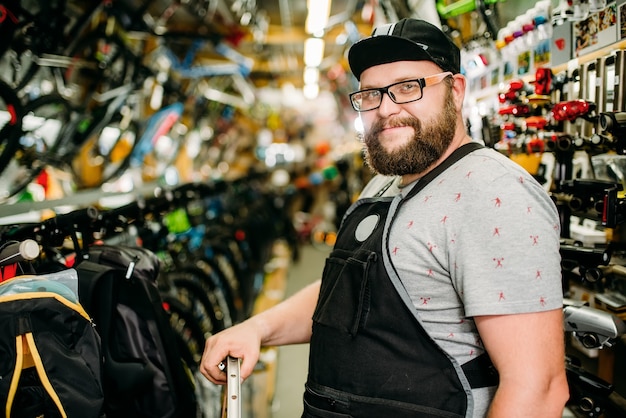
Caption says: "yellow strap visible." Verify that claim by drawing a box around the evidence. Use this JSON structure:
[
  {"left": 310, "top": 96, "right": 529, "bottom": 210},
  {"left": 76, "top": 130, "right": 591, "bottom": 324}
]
[
  {"left": 20, "top": 334, "right": 35, "bottom": 369},
  {"left": 5, "top": 335, "right": 24, "bottom": 418},
  {"left": 25, "top": 332, "right": 68, "bottom": 418},
  {"left": 0, "top": 291, "right": 91, "bottom": 320}
]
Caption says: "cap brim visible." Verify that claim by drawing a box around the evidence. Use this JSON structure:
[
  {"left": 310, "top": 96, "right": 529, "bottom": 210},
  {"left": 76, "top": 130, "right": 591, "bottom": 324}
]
[{"left": 348, "top": 36, "right": 435, "bottom": 81}]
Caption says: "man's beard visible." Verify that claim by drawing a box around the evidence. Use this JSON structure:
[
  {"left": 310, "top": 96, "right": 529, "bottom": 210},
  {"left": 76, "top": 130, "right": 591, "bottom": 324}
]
[{"left": 362, "top": 88, "right": 457, "bottom": 176}]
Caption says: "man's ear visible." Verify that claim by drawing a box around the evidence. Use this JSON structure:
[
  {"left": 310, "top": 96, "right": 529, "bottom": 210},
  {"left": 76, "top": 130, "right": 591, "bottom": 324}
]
[{"left": 451, "top": 74, "right": 466, "bottom": 109}]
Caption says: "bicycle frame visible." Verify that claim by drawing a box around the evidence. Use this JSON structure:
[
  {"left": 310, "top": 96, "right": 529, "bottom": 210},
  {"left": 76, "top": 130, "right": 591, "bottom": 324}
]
[{"left": 155, "top": 38, "right": 256, "bottom": 109}]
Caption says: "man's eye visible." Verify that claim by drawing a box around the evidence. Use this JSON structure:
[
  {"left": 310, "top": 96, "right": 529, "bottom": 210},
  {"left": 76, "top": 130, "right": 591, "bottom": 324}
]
[
  {"left": 362, "top": 90, "right": 380, "bottom": 101},
  {"left": 398, "top": 82, "right": 419, "bottom": 93}
]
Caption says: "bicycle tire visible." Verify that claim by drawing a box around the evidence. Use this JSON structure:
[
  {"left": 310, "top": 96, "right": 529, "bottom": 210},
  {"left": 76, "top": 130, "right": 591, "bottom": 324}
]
[
  {"left": 60, "top": 30, "right": 135, "bottom": 108},
  {"left": 170, "top": 262, "right": 236, "bottom": 329},
  {"left": 130, "top": 101, "right": 186, "bottom": 183},
  {"left": 0, "top": 93, "right": 73, "bottom": 201},
  {"left": 71, "top": 112, "right": 139, "bottom": 189},
  {"left": 162, "top": 294, "right": 206, "bottom": 367},
  {"left": 200, "top": 248, "right": 245, "bottom": 323},
  {"left": 204, "top": 233, "right": 258, "bottom": 317},
  {"left": 170, "top": 275, "right": 227, "bottom": 335}
]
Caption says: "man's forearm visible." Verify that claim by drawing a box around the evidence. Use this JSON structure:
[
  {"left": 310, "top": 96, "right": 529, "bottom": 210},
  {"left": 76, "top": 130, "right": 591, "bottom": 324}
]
[{"left": 252, "top": 279, "right": 321, "bottom": 347}]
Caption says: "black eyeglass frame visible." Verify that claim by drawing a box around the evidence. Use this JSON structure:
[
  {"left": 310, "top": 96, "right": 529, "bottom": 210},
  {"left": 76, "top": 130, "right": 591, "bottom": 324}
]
[{"left": 349, "top": 71, "right": 454, "bottom": 112}]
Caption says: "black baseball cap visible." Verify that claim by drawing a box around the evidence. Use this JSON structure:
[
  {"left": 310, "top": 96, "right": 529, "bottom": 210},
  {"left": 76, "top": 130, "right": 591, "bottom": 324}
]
[{"left": 348, "top": 18, "right": 461, "bottom": 81}]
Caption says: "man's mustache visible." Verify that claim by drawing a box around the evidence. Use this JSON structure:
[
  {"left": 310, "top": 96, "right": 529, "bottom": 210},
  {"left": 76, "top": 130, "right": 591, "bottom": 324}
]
[{"left": 366, "top": 117, "right": 421, "bottom": 142}]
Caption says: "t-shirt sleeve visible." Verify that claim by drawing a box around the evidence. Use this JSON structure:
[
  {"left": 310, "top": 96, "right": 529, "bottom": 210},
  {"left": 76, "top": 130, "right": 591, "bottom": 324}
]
[{"left": 452, "top": 171, "right": 563, "bottom": 317}]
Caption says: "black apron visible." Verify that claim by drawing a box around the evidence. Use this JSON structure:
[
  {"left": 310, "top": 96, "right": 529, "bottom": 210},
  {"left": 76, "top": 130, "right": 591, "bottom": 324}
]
[{"left": 303, "top": 143, "right": 498, "bottom": 418}]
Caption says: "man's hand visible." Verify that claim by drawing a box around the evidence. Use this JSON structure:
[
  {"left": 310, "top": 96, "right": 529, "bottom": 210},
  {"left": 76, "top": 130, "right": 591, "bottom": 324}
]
[{"left": 200, "top": 318, "right": 263, "bottom": 384}]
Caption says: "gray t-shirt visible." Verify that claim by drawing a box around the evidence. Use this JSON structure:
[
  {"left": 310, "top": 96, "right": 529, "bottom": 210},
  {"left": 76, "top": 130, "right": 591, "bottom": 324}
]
[{"left": 359, "top": 147, "right": 563, "bottom": 417}]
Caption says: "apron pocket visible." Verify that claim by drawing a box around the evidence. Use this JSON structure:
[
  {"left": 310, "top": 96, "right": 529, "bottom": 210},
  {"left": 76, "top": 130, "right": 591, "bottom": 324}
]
[{"left": 313, "top": 248, "right": 376, "bottom": 336}]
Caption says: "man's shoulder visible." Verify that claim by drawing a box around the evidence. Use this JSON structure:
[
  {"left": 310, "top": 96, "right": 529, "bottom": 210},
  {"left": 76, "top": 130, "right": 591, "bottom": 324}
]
[{"left": 463, "top": 147, "right": 535, "bottom": 178}]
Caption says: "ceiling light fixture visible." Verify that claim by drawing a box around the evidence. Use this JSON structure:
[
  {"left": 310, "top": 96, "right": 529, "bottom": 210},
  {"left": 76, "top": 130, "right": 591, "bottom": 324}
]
[
  {"left": 303, "top": 37, "right": 325, "bottom": 67},
  {"left": 303, "top": 66, "right": 320, "bottom": 99},
  {"left": 304, "top": 67, "right": 320, "bottom": 85},
  {"left": 303, "top": 83, "right": 320, "bottom": 100},
  {"left": 305, "top": 0, "right": 332, "bottom": 36},
  {"left": 303, "top": 0, "right": 331, "bottom": 99}
]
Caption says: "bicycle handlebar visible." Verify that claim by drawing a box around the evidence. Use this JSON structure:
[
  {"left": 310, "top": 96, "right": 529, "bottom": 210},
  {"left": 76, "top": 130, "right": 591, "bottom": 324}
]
[{"left": 564, "top": 302, "right": 626, "bottom": 349}]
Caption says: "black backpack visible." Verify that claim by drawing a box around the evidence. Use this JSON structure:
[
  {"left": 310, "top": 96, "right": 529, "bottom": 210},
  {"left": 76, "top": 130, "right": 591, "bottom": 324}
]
[
  {"left": 74, "top": 244, "right": 198, "bottom": 418},
  {"left": 0, "top": 273, "right": 104, "bottom": 418}
]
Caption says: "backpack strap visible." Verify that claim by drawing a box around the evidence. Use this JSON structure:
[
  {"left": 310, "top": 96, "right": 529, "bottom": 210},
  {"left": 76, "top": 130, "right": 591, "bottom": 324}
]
[
  {"left": 5, "top": 328, "right": 25, "bottom": 417},
  {"left": 23, "top": 332, "right": 68, "bottom": 416}
]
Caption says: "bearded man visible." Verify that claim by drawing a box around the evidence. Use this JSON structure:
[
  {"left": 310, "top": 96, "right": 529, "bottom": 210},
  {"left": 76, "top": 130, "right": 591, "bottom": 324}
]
[{"left": 201, "top": 18, "right": 569, "bottom": 418}]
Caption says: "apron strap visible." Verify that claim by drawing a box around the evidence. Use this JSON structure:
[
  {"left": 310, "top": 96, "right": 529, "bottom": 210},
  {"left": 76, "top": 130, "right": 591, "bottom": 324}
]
[
  {"left": 403, "top": 142, "right": 484, "bottom": 202},
  {"left": 392, "top": 141, "right": 497, "bottom": 389}
]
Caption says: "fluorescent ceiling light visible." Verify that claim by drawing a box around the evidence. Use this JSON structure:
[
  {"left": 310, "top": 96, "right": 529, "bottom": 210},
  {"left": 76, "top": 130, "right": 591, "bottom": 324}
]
[
  {"left": 303, "top": 67, "right": 320, "bottom": 85},
  {"left": 304, "top": 38, "right": 324, "bottom": 67},
  {"left": 306, "top": 0, "right": 331, "bottom": 35},
  {"left": 303, "top": 83, "right": 319, "bottom": 100}
]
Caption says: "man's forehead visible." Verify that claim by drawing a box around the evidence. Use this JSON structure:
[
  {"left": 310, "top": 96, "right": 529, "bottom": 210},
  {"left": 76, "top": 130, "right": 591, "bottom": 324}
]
[{"left": 359, "top": 60, "right": 438, "bottom": 82}]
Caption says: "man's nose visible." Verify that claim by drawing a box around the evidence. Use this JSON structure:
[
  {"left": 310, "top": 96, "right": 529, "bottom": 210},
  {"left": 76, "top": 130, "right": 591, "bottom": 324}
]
[{"left": 377, "top": 91, "right": 401, "bottom": 116}]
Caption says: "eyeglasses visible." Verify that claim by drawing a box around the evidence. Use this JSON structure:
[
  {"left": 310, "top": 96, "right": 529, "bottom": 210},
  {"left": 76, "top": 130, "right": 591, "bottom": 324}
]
[{"left": 349, "top": 72, "right": 453, "bottom": 112}]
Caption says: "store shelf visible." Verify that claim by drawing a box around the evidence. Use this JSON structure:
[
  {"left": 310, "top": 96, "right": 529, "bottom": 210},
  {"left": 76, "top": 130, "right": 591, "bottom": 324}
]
[{"left": 0, "top": 182, "right": 162, "bottom": 224}]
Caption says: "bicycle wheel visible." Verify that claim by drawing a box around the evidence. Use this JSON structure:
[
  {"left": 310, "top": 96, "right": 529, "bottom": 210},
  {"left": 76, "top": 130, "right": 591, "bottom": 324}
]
[
  {"left": 61, "top": 30, "right": 135, "bottom": 108},
  {"left": 0, "top": 79, "right": 23, "bottom": 176},
  {"left": 202, "top": 248, "right": 245, "bottom": 323},
  {"left": 204, "top": 233, "right": 258, "bottom": 317},
  {"left": 0, "top": 94, "right": 73, "bottom": 201},
  {"left": 162, "top": 294, "right": 206, "bottom": 367},
  {"left": 130, "top": 101, "right": 185, "bottom": 183},
  {"left": 170, "top": 275, "right": 227, "bottom": 336},
  {"left": 168, "top": 263, "right": 236, "bottom": 329},
  {"left": 71, "top": 110, "right": 139, "bottom": 189},
  {"left": 0, "top": 1, "right": 73, "bottom": 91}
]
